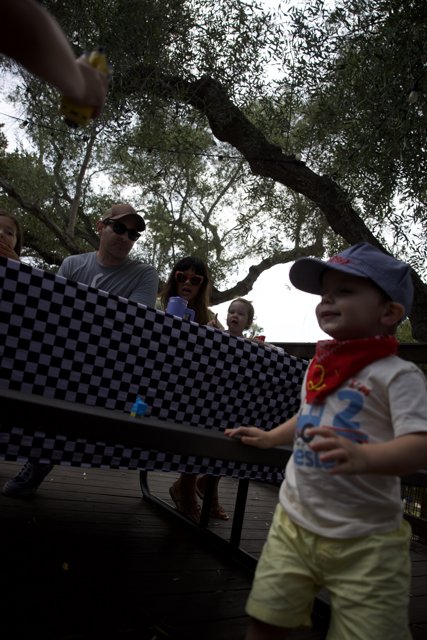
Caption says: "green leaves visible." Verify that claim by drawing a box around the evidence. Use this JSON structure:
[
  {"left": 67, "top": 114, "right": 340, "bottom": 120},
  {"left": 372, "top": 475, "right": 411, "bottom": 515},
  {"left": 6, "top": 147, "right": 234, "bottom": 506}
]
[{"left": 2, "top": 0, "right": 427, "bottom": 337}]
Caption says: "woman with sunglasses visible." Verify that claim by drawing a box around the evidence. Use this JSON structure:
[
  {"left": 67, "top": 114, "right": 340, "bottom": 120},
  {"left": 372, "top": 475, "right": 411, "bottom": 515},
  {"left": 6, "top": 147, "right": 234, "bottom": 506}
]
[
  {"left": 160, "top": 256, "right": 226, "bottom": 524},
  {"left": 159, "top": 256, "right": 220, "bottom": 326}
]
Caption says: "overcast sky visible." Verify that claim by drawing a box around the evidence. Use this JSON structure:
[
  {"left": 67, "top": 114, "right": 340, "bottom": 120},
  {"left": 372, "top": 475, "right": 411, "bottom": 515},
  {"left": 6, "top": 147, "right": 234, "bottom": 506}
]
[
  {"left": 212, "top": 263, "right": 329, "bottom": 343},
  {"left": 211, "top": 0, "right": 333, "bottom": 343}
]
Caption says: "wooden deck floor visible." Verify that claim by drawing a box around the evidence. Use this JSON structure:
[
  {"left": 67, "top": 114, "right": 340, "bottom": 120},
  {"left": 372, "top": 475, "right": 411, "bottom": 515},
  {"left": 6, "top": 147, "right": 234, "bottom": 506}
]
[{"left": 0, "top": 461, "right": 426, "bottom": 640}]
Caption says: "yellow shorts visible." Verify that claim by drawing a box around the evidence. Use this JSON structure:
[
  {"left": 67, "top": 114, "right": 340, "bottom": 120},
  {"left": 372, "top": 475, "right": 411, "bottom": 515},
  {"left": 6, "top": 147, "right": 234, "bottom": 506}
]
[{"left": 246, "top": 504, "right": 412, "bottom": 640}]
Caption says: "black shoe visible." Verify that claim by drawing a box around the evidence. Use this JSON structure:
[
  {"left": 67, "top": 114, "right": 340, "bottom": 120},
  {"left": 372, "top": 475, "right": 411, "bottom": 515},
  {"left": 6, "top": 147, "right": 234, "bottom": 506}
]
[{"left": 2, "top": 462, "right": 54, "bottom": 497}]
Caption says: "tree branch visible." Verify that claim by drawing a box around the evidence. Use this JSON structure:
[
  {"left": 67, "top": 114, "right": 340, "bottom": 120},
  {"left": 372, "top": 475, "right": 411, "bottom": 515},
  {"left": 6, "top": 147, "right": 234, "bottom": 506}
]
[{"left": 132, "top": 67, "right": 427, "bottom": 339}]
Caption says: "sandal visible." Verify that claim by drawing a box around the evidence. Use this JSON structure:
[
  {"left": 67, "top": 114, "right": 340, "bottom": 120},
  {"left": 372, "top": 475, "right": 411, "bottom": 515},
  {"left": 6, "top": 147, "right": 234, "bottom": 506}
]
[
  {"left": 169, "top": 482, "right": 201, "bottom": 524},
  {"left": 196, "top": 485, "right": 230, "bottom": 521}
]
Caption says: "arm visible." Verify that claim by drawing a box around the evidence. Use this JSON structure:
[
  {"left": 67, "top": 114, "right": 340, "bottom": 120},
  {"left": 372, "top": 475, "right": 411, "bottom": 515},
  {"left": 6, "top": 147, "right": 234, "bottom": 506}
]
[
  {"left": 129, "top": 266, "right": 159, "bottom": 308},
  {"left": 225, "top": 414, "right": 297, "bottom": 449},
  {"left": 207, "top": 313, "right": 224, "bottom": 329},
  {"left": 308, "top": 427, "right": 427, "bottom": 476},
  {"left": 57, "top": 256, "right": 72, "bottom": 278},
  {"left": 1, "top": 0, "right": 107, "bottom": 109}
]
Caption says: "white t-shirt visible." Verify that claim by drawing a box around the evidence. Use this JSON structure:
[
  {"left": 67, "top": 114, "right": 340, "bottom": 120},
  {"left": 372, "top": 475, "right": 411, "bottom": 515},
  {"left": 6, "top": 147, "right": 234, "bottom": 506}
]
[{"left": 280, "top": 356, "right": 427, "bottom": 538}]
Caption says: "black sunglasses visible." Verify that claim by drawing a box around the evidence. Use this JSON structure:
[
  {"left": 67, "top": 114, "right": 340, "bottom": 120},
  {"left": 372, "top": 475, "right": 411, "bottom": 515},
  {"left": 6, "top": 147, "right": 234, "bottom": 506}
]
[
  {"left": 175, "top": 271, "right": 204, "bottom": 286},
  {"left": 103, "top": 219, "right": 141, "bottom": 242}
]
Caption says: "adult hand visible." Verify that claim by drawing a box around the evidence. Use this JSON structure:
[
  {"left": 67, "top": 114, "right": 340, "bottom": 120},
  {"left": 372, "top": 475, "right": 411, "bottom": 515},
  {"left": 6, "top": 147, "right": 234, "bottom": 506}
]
[{"left": 66, "top": 55, "right": 108, "bottom": 116}]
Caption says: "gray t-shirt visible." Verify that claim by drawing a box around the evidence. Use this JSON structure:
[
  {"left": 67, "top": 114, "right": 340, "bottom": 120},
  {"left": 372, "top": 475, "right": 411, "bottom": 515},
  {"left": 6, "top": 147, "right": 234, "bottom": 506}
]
[{"left": 58, "top": 251, "right": 159, "bottom": 307}]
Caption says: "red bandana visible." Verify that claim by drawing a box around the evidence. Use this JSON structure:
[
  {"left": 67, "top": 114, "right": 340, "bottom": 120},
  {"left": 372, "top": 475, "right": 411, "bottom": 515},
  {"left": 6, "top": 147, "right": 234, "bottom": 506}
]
[{"left": 305, "top": 335, "right": 398, "bottom": 404}]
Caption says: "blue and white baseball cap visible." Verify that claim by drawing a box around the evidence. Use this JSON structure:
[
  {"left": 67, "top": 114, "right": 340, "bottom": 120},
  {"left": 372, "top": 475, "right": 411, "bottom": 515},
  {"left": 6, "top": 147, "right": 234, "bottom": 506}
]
[{"left": 289, "top": 242, "right": 414, "bottom": 317}]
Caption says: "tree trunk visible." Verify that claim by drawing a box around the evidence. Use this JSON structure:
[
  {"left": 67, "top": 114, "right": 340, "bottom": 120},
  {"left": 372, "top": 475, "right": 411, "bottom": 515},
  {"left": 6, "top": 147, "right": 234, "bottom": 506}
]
[{"left": 131, "top": 68, "right": 427, "bottom": 340}]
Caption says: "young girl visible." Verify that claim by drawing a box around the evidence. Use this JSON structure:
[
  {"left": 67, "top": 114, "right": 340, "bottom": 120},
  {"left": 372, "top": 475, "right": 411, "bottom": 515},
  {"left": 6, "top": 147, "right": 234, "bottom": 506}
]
[
  {"left": 0, "top": 210, "right": 23, "bottom": 261},
  {"left": 162, "top": 256, "right": 223, "bottom": 524},
  {"left": 225, "top": 297, "right": 255, "bottom": 338},
  {"left": 195, "top": 298, "right": 256, "bottom": 520}
]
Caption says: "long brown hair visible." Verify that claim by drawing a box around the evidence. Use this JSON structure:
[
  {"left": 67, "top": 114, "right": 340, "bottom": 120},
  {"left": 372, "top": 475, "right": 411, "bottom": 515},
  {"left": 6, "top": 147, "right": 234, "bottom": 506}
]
[
  {"left": 0, "top": 210, "right": 23, "bottom": 256},
  {"left": 160, "top": 256, "right": 212, "bottom": 326}
]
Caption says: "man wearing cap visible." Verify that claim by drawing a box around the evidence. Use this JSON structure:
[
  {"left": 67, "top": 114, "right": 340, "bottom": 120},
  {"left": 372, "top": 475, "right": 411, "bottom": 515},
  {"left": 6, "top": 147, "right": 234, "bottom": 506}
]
[
  {"left": 2, "top": 203, "right": 159, "bottom": 498},
  {"left": 57, "top": 203, "right": 158, "bottom": 306}
]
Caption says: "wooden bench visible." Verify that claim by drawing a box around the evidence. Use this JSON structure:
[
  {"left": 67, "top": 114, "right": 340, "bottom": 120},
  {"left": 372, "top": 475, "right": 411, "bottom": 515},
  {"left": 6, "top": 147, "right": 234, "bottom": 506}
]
[{"left": 0, "top": 387, "right": 292, "bottom": 568}]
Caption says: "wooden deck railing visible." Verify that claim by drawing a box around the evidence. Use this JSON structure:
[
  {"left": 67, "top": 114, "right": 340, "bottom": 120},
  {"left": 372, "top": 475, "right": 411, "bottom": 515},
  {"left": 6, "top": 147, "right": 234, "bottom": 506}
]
[{"left": 274, "top": 341, "right": 427, "bottom": 363}]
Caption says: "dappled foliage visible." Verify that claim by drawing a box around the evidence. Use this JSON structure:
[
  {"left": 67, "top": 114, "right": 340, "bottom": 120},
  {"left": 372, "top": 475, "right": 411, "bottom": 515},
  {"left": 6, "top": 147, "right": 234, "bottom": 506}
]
[
  {"left": 283, "top": 0, "right": 427, "bottom": 269},
  {"left": 1, "top": 0, "right": 299, "bottom": 281},
  {"left": 1, "top": 0, "right": 427, "bottom": 337}
]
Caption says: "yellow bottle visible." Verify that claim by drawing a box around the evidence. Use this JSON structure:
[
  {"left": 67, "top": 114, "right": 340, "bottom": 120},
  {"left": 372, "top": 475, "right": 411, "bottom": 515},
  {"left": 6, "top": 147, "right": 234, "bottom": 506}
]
[{"left": 59, "top": 48, "right": 110, "bottom": 128}]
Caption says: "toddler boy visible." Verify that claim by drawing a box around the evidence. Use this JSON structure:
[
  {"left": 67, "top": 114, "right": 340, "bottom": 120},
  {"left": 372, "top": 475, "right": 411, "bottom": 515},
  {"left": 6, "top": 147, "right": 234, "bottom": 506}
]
[{"left": 226, "top": 242, "right": 427, "bottom": 640}]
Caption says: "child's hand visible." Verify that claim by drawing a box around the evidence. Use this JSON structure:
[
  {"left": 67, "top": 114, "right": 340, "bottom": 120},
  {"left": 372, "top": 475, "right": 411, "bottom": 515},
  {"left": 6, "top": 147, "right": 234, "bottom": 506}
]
[
  {"left": 0, "top": 239, "right": 19, "bottom": 261},
  {"left": 307, "top": 427, "right": 369, "bottom": 474},
  {"left": 225, "top": 426, "right": 271, "bottom": 449}
]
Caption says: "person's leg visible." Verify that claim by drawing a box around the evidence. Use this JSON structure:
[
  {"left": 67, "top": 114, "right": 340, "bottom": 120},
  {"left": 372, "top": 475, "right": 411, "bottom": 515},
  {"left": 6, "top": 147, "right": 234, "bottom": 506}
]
[
  {"left": 246, "top": 505, "right": 319, "bottom": 632},
  {"left": 169, "top": 473, "right": 201, "bottom": 524},
  {"left": 196, "top": 475, "right": 229, "bottom": 520},
  {"left": 2, "top": 461, "right": 54, "bottom": 497},
  {"left": 195, "top": 473, "right": 209, "bottom": 497},
  {"left": 325, "top": 520, "right": 412, "bottom": 640},
  {"left": 246, "top": 617, "right": 289, "bottom": 640}
]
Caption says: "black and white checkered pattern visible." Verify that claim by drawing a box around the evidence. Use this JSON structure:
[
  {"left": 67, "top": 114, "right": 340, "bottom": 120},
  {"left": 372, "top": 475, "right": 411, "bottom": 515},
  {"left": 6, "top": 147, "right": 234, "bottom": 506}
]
[{"left": 0, "top": 258, "right": 308, "bottom": 479}]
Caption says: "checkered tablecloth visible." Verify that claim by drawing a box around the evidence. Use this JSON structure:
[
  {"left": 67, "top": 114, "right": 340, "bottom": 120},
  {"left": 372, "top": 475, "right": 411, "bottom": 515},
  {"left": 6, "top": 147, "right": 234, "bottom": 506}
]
[{"left": 0, "top": 258, "right": 308, "bottom": 479}]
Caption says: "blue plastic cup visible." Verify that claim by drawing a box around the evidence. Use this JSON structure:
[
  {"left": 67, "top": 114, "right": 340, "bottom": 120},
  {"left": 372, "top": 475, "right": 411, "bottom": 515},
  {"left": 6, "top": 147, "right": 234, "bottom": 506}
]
[{"left": 165, "top": 296, "right": 195, "bottom": 321}]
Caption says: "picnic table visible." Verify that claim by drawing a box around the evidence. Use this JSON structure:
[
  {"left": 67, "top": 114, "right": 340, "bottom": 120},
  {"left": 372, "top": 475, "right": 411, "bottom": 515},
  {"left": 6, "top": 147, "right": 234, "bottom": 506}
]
[{"left": 0, "top": 257, "right": 307, "bottom": 564}]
